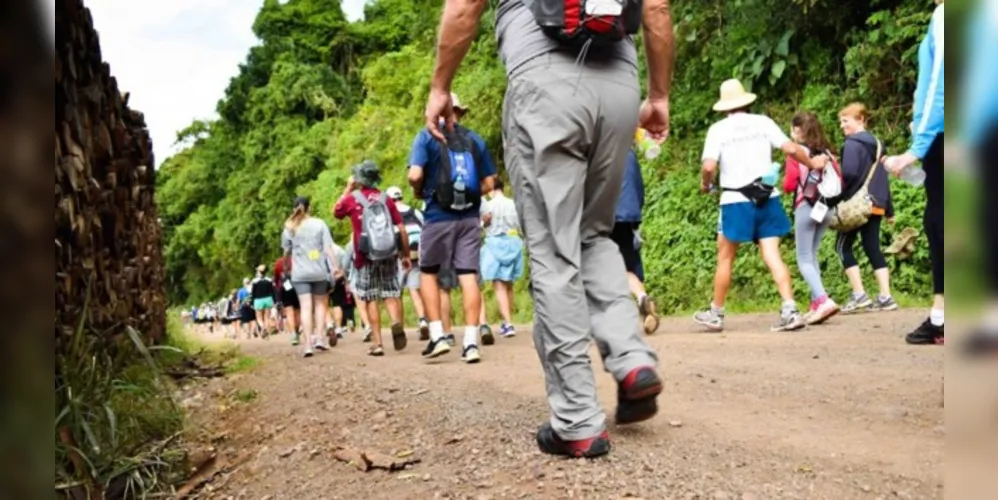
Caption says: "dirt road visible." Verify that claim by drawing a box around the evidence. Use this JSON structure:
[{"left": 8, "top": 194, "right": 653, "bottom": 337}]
[{"left": 184, "top": 310, "right": 944, "bottom": 500}]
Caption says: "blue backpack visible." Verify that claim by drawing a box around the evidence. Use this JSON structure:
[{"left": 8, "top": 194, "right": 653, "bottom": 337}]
[{"left": 434, "top": 125, "right": 482, "bottom": 213}]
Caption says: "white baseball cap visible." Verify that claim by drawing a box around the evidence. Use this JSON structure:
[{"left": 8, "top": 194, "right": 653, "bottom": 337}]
[{"left": 385, "top": 186, "right": 403, "bottom": 200}]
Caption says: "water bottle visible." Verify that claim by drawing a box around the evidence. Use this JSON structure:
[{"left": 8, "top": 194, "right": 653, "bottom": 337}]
[
  {"left": 453, "top": 152, "right": 467, "bottom": 209},
  {"left": 762, "top": 162, "right": 781, "bottom": 186},
  {"left": 635, "top": 128, "right": 661, "bottom": 160},
  {"left": 898, "top": 165, "right": 926, "bottom": 187}
]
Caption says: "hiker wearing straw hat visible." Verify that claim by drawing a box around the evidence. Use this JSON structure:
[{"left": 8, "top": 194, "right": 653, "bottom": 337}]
[{"left": 694, "top": 78, "right": 831, "bottom": 333}]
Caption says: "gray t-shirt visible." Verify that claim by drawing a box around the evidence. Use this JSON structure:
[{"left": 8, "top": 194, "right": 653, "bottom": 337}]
[
  {"left": 495, "top": 0, "right": 638, "bottom": 77},
  {"left": 281, "top": 217, "right": 335, "bottom": 284}
]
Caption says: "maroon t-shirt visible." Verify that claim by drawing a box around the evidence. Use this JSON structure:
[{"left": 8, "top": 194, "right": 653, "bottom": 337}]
[{"left": 333, "top": 187, "right": 402, "bottom": 269}]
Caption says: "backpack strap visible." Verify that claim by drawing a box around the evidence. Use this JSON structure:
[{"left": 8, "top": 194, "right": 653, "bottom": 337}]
[{"left": 352, "top": 190, "right": 370, "bottom": 209}]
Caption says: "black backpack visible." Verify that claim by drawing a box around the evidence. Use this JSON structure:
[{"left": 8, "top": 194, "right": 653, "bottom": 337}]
[
  {"left": 434, "top": 125, "right": 483, "bottom": 213},
  {"left": 523, "top": 0, "right": 643, "bottom": 46}
]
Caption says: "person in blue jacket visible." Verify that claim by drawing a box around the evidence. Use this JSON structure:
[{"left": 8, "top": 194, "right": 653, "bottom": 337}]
[
  {"left": 610, "top": 148, "right": 660, "bottom": 335},
  {"left": 953, "top": 0, "right": 998, "bottom": 355},
  {"left": 884, "top": 1, "right": 945, "bottom": 346}
]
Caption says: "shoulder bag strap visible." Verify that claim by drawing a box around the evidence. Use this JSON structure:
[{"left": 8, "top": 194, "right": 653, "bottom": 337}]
[
  {"left": 859, "top": 140, "right": 882, "bottom": 190},
  {"left": 352, "top": 190, "right": 369, "bottom": 209}
]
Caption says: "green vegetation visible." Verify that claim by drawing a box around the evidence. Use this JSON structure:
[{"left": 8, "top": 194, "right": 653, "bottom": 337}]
[
  {"left": 233, "top": 389, "right": 260, "bottom": 404},
  {"left": 158, "top": 0, "right": 940, "bottom": 315},
  {"left": 56, "top": 305, "right": 258, "bottom": 497}
]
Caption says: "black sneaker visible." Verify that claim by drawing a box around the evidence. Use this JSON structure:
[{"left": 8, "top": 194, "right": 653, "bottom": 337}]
[
  {"left": 962, "top": 329, "right": 998, "bottom": 357},
  {"left": 391, "top": 323, "right": 407, "bottom": 351},
  {"left": 480, "top": 325, "right": 495, "bottom": 346},
  {"left": 536, "top": 423, "right": 610, "bottom": 458},
  {"left": 615, "top": 367, "right": 663, "bottom": 425},
  {"left": 905, "top": 319, "right": 944, "bottom": 345},
  {"left": 421, "top": 337, "right": 452, "bottom": 358}
]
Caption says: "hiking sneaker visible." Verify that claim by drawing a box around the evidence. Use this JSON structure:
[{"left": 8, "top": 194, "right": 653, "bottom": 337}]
[
  {"left": 315, "top": 341, "right": 330, "bottom": 352},
  {"left": 418, "top": 318, "right": 430, "bottom": 341},
  {"left": 871, "top": 295, "right": 899, "bottom": 312},
  {"left": 841, "top": 293, "right": 873, "bottom": 314},
  {"left": 639, "top": 295, "right": 661, "bottom": 335},
  {"left": 615, "top": 367, "right": 663, "bottom": 425},
  {"left": 422, "top": 337, "right": 452, "bottom": 358},
  {"left": 500, "top": 322, "right": 516, "bottom": 338},
  {"left": 362, "top": 327, "right": 373, "bottom": 343},
  {"left": 334, "top": 327, "right": 346, "bottom": 339},
  {"left": 693, "top": 306, "right": 725, "bottom": 332},
  {"left": 391, "top": 323, "right": 407, "bottom": 351},
  {"left": 303, "top": 347, "right": 314, "bottom": 358},
  {"left": 905, "top": 319, "right": 944, "bottom": 346},
  {"left": 368, "top": 345, "right": 385, "bottom": 357},
  {"left": 806, "top": 298, "right": 840, "bottom": 326},
  {"left": 536, "top": 423, "right": 610, "bottom": 458},
  {"left": 291, "top": 332, "right": 300, "bottom": 346},
  {"left": 962, "top": 329, "right": 998, "bottom": 356},
  {"left": 444, "top": 334, "right": 456, "bottom": 347},
  {"left": 461, "top": 345, "right": 481, "bottom": 364},
  {"left": 772, "top": 310, "right": 806, "bottom": 332},
  {"left": 480, "top": 325, "right": 495, "bottom": 346}
]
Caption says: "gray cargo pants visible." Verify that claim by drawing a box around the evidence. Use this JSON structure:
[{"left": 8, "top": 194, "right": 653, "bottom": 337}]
[{"left": 503, "top": 54, "right": 659, "bottom": 441}]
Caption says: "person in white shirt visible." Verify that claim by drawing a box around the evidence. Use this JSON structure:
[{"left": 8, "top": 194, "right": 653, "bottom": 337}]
[
  {"left": 479, "top": 178, "right": 524, "bottom": 337},
  {"left": 386, "top": 186, "right": 432, "bottom": 340},
  {"left": 694, "top": 79, "right": 828, "bottom": 333}
]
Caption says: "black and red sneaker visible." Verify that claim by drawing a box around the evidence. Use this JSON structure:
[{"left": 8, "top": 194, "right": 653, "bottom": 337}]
[
  {"left": 536, "top": 423, "right": 610, "bottom": 458},
  {"left": 615, "top": 366, "right": 663, "bottom": 425},
  {"left": 905, "top": 319, "right": 944, "bottom": 346}
]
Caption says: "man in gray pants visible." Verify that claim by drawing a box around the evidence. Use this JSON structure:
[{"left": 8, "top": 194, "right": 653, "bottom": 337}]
[{"left": 425, "top": 0, "right": 675, "bottom": 457}]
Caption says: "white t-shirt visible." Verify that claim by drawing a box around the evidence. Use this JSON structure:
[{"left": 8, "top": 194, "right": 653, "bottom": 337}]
[
  {"left": 701, "top": 113, "right": 790, "bottom": 205},
  {"left": 480, "top": 192, "right": 520, "bottom": 238}
]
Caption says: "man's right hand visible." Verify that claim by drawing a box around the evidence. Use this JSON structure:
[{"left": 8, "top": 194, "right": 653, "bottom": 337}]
[{"left": 639, "top": 98, "right": 670, "bottom": 142}]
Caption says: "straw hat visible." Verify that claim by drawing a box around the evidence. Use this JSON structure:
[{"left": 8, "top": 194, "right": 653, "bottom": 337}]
[{"left": 712, "top": 79, "right": 758, "bottom": 112}]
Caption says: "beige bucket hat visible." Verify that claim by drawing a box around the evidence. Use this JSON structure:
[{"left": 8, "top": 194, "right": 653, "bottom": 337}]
[{"left": 712, "top": 79, "right": 758, "bottom": 112}]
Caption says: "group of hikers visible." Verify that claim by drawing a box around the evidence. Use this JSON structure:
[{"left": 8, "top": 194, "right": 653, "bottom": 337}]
[{"left": 183, "top": 0, "right": 998, "bottom": 459}]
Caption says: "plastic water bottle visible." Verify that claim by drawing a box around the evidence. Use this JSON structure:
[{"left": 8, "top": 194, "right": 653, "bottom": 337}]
[
  {"left": 453, "top": 168, "right": 467, "bottom": 209},
  {"left": 762, "top": 162, "right": 781, "bottom": 186},
  {"left": 635, "top": 128, "right": 661, "bottom": 160},
  {"left": 898, "top": 165, "right": 926, "bottom": 187}
]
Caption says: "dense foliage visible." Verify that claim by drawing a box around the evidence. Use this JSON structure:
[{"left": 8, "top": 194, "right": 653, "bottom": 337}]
[{"left": 158, "top": 0, "right": 939, "bottom": 314}]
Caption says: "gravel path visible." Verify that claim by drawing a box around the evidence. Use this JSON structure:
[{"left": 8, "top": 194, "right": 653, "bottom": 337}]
[{"left": 183, "top": 310, "right": 944, "bottom": 500}]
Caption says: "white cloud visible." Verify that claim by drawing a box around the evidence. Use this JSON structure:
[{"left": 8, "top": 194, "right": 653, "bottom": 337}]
[{"left": 85, "top": 0, "right": 368, "bottom": 167}]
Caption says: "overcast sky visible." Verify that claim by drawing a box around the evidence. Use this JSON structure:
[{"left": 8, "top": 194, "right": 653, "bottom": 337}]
[{"left": 85, "top": 0, "right": 367, "bottom": 167}]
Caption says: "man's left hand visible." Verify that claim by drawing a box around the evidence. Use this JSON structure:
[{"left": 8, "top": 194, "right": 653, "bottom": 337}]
[
  {"left": 425, "top": 89, "right": 455, "bottom": 143},
  {"left": 638, "top": 98, "right": 670, "bottom": 142},
  {"left": 401, "top": 257, "right": 413, "bottom": 272}
]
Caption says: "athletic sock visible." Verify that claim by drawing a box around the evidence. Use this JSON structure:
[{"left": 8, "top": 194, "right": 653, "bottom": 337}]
[
  {"left": 930, "top": 308, "right": 944, "bottom": 327},
  {"left": 985, "top": 307, "right": 998, "bottom": 336},
  {"left": 781, "top": 300, "right": 797, "bottom": 315},
  {"left": 463, "top": 325, "right": 478, "bottom": 349},
  {"left": 429, "top": 321, "right": 444, "bottom": 342}
]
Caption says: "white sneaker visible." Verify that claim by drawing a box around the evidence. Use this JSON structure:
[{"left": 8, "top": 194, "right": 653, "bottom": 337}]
[
  {"left": 461, "top": 345, "right": 481, "bottom": 364},
  {"left": 303, "top": 347, "right": 314, "bottom": 358}
]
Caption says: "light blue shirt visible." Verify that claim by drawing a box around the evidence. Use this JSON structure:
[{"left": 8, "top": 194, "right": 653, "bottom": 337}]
[
  {"left": 909, "top": 4, "right": 945, "bottom": 158},
  {"left": 962, "top": 2, "right": 998, "bottom": 147}
]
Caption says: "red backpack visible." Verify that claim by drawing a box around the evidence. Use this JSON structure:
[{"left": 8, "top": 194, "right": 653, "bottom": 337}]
[{"left": 524, "top": 0, "right": 643, "bottom": 46}]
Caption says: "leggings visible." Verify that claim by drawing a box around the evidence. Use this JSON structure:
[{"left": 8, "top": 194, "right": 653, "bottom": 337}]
[
  {"left": 794, "top": 203, "right": 832, "bottom": 301},
  {"left": 923, "top": 134, "right": 945, "bottom": 296},
  {"left": 836, "top": 215, "right": 887, "bottom": 270}
]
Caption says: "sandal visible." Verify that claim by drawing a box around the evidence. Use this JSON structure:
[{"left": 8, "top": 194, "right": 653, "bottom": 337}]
[{"left": 368, "top": 345, "right": 385, "bottom": 357}]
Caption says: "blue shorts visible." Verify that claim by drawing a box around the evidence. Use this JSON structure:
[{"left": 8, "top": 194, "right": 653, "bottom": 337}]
[{"left": 719, "top": 198, "right": 790, "bottom": 244}]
